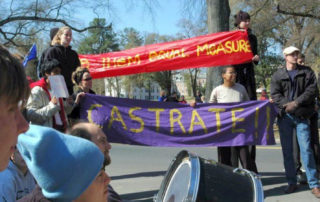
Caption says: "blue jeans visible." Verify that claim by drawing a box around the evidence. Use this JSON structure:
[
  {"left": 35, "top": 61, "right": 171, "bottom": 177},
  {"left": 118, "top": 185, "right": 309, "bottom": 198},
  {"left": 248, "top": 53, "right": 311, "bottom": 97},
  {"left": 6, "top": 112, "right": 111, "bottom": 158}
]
[{"left": 277, "top": 113, "right": 319, "bottom": 188}]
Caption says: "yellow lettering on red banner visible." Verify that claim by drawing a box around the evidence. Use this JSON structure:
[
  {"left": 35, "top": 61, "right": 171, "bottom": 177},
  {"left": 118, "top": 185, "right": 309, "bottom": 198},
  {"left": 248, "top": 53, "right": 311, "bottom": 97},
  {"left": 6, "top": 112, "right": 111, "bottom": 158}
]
[
  {"left": 149, "top": 48, "right": 186, "bottom": 62},
  {"left": 108, "top": 106, "right": 127, "bottom": 130},
  {"left": 216, "top": 43, "right": 227, "bottom": 55},
  {"left": 129, "top": 107, "right": 144, "bottom": 133},
  {"left": 170, "top": 109, "right": 186, "bottom": 134},
  {"left": 224, "top": 41, "right": 233, "bottom": 54},
  {"left": 149, "top": 51, "right": 157, "bottom": 62},
  {"left": 188, "top": 110, "right": 207, "bottom": 134},
  {"left": 197, "top": 40, "right": 251, "bottom": 56},
  {"left": 102, "top": 55, "right": 141, "bottom": 69},
  {"left": 231, "top": 108, "right": 245, "bottom": 133},
  {"left": 80, "top": 58, "right": 90, "bottom": 68},
  {"left": 116, "top": 57, "right": 126, "bottom": 67},
  {"left": 127, "top": 55, "right": 141, "bottom": 66},
  {"left": 148, "top": 108, "right": 165, "bottom": 132},
  {"left": 102, "top": 58, "right": 110, "bottom": 69},
  {"left": 197, "top": 44, "right": 208, "bottom": 56},
  {"left": 87, "top": 104, "right": 102, "bottom": 128},
  {"left": 208, "top": 108, "right": 226, "bottom": 132}
]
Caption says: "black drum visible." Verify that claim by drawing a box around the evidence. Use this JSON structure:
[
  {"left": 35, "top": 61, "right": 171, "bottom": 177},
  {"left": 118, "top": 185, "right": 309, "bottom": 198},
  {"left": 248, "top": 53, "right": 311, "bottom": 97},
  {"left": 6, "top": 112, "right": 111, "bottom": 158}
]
[{"left": 154, "top": 150, "right": 263, "bottom": 202}]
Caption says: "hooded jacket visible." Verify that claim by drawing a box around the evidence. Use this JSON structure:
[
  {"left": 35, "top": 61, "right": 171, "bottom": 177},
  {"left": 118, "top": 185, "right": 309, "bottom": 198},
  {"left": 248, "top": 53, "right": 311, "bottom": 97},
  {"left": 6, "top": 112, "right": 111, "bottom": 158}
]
[
  {"left": 26, "top": 78, "right": 73, "bottom": 129},
  {"left": 43, "top": 45, "right": 80, "bottom": 95},
  {"left": 234, "top": 29, "right": 258, "bottom": 100}
]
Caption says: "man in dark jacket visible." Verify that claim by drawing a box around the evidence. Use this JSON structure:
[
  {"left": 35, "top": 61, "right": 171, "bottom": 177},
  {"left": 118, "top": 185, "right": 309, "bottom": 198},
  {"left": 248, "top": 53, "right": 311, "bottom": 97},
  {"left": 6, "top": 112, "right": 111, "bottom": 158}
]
[{"left": 271, "top": 46, "right": 320, "bottom": 198}]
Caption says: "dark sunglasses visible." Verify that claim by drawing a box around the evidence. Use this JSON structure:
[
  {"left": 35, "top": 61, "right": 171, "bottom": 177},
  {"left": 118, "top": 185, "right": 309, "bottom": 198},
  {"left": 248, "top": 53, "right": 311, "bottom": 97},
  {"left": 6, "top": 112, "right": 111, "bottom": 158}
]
[{"left": 82, "top": 77, "right": 92, "bottom": 81}]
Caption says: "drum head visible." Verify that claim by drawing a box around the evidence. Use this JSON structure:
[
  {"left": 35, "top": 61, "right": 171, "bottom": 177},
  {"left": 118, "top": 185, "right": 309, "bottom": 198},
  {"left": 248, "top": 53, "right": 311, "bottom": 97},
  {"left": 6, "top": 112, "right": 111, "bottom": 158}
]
[{"left": 155, "top": 150, "right": 200, "bottom": 202}]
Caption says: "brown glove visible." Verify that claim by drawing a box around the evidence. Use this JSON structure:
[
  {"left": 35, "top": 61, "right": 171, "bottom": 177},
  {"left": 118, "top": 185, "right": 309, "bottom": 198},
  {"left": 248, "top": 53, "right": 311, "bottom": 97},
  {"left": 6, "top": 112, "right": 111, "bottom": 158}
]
[{"left": 283, "top": 101, "right": 298, "bottom": 113}]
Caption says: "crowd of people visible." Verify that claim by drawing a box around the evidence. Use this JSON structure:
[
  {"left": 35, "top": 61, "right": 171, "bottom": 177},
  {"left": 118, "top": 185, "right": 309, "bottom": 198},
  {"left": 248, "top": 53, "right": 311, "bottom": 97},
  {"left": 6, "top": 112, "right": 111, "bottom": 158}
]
[
  {"left": 159, "top": 10, "right": 320, "bottom": 199},
  {"left": 1, "top": 8, "right": 320, "bottom": 201},
  {"left": 0, "top": 25, "right": 122, "bottom": 201}
]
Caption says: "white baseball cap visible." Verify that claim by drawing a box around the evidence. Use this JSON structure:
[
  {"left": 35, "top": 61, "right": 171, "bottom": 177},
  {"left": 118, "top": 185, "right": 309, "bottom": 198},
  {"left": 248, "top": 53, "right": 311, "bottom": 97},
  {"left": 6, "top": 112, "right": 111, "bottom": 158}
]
[{"left": 283, "top": 46, "right": 300, "bottom": 56}]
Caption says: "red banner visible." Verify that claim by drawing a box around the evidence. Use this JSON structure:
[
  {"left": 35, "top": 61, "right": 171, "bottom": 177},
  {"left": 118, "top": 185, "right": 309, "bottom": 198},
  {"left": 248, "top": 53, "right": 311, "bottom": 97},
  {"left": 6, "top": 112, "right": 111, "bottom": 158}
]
[{"left": 79, "top": 30, "right": 253, "bottom": 79}]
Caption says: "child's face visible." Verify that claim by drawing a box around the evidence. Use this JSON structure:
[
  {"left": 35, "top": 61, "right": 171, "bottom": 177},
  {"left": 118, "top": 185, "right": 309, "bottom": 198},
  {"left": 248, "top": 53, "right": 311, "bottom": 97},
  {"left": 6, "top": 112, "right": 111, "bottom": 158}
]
[
  {"left": 239, "top": 19, "right": 250, "bottom": 29},
  {"left": 222, "top": 67, "right": 237, "bottom": 83}
]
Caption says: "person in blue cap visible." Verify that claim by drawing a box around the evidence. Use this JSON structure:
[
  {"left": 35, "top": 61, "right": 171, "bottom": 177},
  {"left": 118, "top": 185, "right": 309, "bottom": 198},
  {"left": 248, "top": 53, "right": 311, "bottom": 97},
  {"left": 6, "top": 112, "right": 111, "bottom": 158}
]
[{"left": 17, "top": 125, "right": 110, "bottom": 201}]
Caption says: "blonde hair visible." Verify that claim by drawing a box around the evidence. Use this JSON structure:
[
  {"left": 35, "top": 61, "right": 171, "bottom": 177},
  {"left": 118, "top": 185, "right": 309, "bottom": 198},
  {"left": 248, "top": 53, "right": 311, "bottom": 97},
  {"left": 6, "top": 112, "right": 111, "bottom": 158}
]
[{"left": 51, "top": 26, "right": 72, "bottom": 46}]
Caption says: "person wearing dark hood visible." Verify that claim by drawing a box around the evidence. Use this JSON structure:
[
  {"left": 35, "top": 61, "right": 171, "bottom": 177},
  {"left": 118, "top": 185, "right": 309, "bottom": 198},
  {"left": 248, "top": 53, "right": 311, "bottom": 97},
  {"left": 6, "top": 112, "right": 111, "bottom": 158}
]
[
  {"left": 233, "top": 10, "right": 260, "bottom": 173},
  {"left": 37, "top": 27, "right": 59, "bottom": 79},
  {"left": 43, "top": 26, "right": 81, "bottom": 95}
]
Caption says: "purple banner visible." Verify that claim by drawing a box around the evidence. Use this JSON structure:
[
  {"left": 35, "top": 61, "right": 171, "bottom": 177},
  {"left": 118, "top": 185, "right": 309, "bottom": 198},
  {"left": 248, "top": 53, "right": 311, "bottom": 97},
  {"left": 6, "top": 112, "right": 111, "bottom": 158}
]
[{"left": 80, "top": 94, "right": 276, "bottom": 147}]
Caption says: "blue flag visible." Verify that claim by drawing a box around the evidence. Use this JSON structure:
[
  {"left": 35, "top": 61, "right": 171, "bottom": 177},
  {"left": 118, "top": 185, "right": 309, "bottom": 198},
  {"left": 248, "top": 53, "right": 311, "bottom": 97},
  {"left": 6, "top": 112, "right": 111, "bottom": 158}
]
[{"left": 23, "top": 44, "right": 37, "bottom": 67}]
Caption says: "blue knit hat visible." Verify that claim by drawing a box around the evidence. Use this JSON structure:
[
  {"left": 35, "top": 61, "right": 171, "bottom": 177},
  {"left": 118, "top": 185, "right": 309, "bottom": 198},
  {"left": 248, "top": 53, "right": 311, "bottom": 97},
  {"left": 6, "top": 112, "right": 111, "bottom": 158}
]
[{"left": 17, "top": 125, "right": 104, "bottom": 201}]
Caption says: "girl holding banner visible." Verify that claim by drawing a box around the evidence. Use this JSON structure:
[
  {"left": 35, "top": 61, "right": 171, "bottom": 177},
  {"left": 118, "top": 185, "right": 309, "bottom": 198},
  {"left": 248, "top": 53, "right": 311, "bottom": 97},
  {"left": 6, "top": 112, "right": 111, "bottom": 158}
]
[{"left": 69, "top": 67, "right": 96, "bottom": 125}]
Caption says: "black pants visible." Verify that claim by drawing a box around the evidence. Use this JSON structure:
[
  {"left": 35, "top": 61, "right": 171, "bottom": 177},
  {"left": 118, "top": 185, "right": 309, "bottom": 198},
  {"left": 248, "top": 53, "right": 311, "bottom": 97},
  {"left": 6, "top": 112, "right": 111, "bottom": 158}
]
[
  {"left": 293, "top": 112, "right": 320, "bottom": 174},
  {"left": 249, "top": 145, "right": 258, "bottom": 173},
  {"left": 218, "top": 146, "right": 252, "bottom": 171},
  {"left": 231, "top": 146, "right": 252, "bottom": 171},
  {"left": 218, "top": 147, "right": 232, "bottom": 166}
]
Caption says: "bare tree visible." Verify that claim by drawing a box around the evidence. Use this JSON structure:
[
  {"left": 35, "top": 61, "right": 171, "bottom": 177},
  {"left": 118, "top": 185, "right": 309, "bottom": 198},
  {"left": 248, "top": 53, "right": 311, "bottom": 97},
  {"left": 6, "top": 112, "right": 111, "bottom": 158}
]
[
  {"left": 0, "top": 0, "right": 110, "bottom": 48},
  {"left": 205, "top": 0, "right": 230, "bottom": 101},
  {"left": 276, "top": 3, "right": 320, "bottom": 19}
]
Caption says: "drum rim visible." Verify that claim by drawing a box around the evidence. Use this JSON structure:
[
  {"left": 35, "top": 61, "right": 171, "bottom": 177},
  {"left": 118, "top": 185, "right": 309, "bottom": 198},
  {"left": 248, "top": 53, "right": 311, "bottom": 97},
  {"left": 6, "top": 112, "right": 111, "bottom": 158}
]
[
  {"left": 155, "top": 150, "right": 200, "bottom": 202},
  {"left": 233, "top": 168, "right": 264, "bottom": 202}
]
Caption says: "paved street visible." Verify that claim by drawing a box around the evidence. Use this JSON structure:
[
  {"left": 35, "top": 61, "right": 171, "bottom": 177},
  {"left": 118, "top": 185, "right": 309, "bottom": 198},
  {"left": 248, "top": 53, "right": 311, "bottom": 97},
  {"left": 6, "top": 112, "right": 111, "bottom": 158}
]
[{"left": 107, "top": 143, "right": 320, "bottom": 202}]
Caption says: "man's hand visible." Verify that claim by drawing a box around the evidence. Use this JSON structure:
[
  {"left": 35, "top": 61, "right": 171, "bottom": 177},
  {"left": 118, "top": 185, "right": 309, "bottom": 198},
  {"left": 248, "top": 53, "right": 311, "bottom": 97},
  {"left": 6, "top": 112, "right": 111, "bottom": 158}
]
[{"left": 283, "top": 101, "right": 298, "bottom": 113}]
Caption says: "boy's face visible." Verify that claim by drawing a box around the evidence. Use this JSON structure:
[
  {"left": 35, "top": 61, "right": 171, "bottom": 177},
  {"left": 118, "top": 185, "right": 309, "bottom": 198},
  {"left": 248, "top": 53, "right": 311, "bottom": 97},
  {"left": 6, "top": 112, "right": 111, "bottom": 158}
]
[
  {"left": 222, "top": 67, "right": 237, "bottom": 83},
  {"left": 11, "top": 149, "right": 27, "bottom": 170},
  {"left": 297, "top": 57, "right": 305, "bottom": 65},
  {"left": 0, "top": 97, "right": 29, "bottom": 171}
]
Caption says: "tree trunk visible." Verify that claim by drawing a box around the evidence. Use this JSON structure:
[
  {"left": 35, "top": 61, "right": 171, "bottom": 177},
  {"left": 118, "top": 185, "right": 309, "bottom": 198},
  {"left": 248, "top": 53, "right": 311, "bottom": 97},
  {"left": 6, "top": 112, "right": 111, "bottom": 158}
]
[{"left": 205, "top": 0, "right": 230, "bottom": 101}]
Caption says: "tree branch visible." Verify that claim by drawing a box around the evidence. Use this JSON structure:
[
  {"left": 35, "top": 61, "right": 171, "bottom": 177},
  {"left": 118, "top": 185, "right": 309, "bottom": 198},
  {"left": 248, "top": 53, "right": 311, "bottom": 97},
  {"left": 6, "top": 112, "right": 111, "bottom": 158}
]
[
  {"left": 0, "top": 16, "right": 107, "bottom": 32},
  {"left": 0, "top": 28, "right": 25, "bottom": 47},
  {"left": 277, "top": 4, "right": 320, "bottom": 19}
]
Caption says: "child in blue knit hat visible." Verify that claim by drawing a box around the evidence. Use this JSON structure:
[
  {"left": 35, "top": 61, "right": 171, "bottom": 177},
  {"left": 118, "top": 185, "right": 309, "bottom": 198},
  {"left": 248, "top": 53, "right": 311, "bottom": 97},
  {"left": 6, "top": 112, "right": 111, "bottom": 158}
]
[{"left": 17, "top": 125, "right": 110, "bottom": 202}]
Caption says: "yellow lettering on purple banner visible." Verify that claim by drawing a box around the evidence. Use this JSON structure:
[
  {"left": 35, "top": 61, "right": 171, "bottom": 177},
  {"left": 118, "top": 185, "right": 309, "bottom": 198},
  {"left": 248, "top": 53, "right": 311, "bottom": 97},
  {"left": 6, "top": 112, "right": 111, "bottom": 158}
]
[
  {"left": 87, "top": 104, "right": 102, "bottom": 128},
  {"left": 188, "top": 110, "right": 207, "bottom": 134},
  {"left": 266, "top": 106, "right": 270, "bottom": 140},
  {"left": 108, "top": 106, "right": 127, "bottom": 130},
  {"left": 170, "top": 109, "right": 186, "bottom": 134},
  {"left": 129, "top": 107, "right": 144, "bottom": 133},
  {"left": 208, "top": 108, "right": 226, "bottom": 132},
  {"left": 148, "top": 108, "right": 165, "bottom": 132},
  {"left": 231, "top": 108, "right": 245, "bottom": 133}
]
